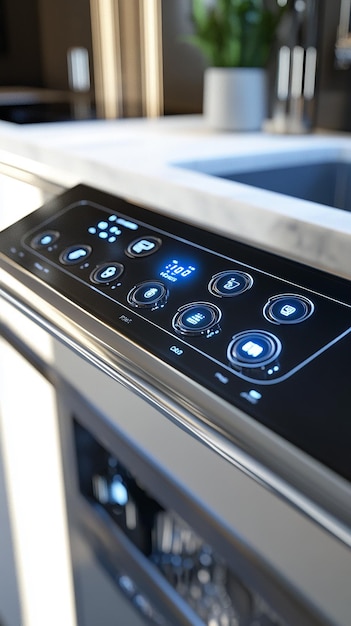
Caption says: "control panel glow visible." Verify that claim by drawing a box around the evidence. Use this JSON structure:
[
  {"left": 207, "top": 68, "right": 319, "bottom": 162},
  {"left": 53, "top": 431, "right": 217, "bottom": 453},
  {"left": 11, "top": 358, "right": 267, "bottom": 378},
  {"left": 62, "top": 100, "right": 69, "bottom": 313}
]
[
  {"left": 209, "top": 270, "right": 253, "bottom": 297},
  {"left": 160, "top": 259, "right": 196, "bottom": 283},
  {"left": 16, "top": 199, "right": 351, "bottom": 386},
  {"left": 172, "top": 302, "right": 221, "bottom": 337}
]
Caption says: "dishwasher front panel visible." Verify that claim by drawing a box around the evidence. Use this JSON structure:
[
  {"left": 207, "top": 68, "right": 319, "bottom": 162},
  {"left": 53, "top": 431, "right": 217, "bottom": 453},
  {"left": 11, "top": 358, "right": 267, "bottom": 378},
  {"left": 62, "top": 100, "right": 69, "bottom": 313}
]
[{"left": 55, "top": 374, "right": 328, "bottom": 626}]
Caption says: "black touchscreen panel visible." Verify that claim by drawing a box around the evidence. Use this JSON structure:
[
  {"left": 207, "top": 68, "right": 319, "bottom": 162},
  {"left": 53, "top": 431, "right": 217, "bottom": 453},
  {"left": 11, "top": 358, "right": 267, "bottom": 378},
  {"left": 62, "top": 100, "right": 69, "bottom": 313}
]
[{"left": 1, "top": 185, "right": 350, "bottom": 482}]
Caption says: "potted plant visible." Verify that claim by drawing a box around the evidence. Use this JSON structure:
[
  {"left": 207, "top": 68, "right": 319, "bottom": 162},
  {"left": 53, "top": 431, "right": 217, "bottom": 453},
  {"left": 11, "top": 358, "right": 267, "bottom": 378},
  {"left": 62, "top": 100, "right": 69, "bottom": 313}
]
[{"left": 189, "top": 0, "right": 288, "bottom": 130}]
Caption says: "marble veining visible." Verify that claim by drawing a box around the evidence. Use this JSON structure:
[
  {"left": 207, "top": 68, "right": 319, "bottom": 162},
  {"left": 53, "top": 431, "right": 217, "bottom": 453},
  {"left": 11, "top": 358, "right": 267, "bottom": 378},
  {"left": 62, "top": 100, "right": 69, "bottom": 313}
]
[{"left": 0, "top": 116, "right": 350, "bottom": 280}]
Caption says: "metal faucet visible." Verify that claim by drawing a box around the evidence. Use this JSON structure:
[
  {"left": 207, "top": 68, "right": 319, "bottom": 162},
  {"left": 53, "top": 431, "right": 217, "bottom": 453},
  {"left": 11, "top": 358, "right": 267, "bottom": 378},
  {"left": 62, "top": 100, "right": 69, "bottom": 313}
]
[
  {"left": 335, "top": 0, "right": 351, "bottom": 68},
  {"left": 265, "top": 0, "right": 319, "bottom": 134}
]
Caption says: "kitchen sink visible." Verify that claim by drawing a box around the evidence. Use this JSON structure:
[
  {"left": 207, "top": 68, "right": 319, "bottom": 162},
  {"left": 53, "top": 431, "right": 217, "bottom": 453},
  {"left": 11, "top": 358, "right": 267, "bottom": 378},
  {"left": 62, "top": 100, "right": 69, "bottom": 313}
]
[
  {"left": 219, "top": 160, "right": 351, "bottom": 211},
  {"left": 177, "top": 147, "right": 351, "bottom": 212}
]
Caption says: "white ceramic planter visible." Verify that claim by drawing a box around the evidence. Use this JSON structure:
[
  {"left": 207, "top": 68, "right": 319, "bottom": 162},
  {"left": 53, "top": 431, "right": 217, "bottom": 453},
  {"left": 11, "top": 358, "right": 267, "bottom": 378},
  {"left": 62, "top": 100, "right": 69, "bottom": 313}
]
[{"left": 203, "top": 67, "right": 267, "bottom": 132}]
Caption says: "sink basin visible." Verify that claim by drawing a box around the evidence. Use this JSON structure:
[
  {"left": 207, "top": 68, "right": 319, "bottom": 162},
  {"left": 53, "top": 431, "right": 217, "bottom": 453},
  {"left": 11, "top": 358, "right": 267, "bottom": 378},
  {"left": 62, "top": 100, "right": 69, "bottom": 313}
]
[
  {"left": 177, "top": 146, "right": 351, "bottom": 212},
  {"left": 219, "top": 160, "right": 351, "bottom": 211}
]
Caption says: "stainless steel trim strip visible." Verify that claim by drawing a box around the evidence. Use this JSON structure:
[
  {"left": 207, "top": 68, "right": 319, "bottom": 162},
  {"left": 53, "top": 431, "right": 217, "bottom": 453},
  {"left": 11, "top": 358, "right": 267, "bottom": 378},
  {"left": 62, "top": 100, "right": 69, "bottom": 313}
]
[{"left": 0, "top": 160, "right": 65, "bottom": 197}]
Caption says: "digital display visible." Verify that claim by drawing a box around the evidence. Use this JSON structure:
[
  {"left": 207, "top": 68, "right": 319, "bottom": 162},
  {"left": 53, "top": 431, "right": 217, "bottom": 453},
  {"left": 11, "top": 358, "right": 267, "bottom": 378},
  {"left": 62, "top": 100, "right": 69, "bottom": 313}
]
[{"left": 159, "top": 259, "right": 196, "bottom": 283}]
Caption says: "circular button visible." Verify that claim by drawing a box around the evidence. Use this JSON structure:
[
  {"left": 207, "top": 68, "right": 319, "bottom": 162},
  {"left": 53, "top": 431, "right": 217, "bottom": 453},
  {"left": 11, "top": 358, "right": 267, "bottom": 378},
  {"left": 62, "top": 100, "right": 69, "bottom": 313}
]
[
  {"left": 172, "top": 302, "right": 222, "bottom": 337},
  {"left": 209, "top": 270, "right": 253, "bottom": 297},
  {"left": 90, "top": 262, "right": 124, "bottom": 284},
  {"left": 125, "top": 236, "right": 162, "bottom": 258},
  {"left": 30, "top": 230, "right": 60, "bottom": 249},
  {"left": 263, "top": 294, "right": 314, "bottom": 324},
  {"left": 60, "top": 245, "right": 92, "bottom": 265},
  {"left": 227, "top": 330, "right": 281, "bottom": 369},
  {"left": 127, "top": 281, "right": 168, "bottom": 309}
]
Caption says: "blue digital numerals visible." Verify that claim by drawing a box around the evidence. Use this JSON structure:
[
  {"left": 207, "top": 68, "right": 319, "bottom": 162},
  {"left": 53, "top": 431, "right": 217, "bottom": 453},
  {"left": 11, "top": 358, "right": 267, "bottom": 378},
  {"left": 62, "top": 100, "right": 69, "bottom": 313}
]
[{"left": 159, "top": 259, "right": 196, "bottom": 283}]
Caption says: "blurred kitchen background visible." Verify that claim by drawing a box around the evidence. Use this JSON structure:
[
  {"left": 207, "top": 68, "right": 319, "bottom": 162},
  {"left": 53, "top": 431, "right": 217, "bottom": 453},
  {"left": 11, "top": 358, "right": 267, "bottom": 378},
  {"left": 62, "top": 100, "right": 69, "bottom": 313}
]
[
  {"left": 1, "top": 4, "right": 351, "bottom": 626},
  {"left": 0, "top": 0, "right": 350, "bottom": 131}
]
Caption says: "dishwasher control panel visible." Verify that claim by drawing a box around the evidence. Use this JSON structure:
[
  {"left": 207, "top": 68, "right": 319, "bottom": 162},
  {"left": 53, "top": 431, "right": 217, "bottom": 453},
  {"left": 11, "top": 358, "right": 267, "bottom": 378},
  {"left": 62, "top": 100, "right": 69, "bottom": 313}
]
[{"left": 1, "top": 184, "right": 350, "bottom": 482}]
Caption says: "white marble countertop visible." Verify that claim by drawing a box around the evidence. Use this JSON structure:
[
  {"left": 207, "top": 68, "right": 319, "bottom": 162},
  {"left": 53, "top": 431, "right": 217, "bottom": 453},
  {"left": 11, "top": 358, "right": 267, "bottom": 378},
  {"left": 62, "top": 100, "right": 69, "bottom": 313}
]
[{"left": 0, "top": 115, "right": 351, "bottom": 279}]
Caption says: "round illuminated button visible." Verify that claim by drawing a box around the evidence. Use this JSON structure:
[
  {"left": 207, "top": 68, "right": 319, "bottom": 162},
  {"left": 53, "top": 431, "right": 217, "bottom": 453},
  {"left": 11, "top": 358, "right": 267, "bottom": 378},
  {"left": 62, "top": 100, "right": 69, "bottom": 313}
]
[
  {"left": 127, "top": 281, "right": 168, "bottom": 309},
  {"left": 30, "top": 230, "right": 60, "bottom": 249},
  {"left": 90, "top": 262, "right": 124, "bottom": 284},
  {"left": 59, "top": 245, "right": 92, "bottom": 265},
  {"left": 209, "top": 270, "right": 253, "bottom": 297},
  {"left": 263, "top": 294, "right": 314, "bottom": 324},
  {"left": 172, "top": 302, "right": 222, "bottom": 336},
  {"left": 125, "top": 236, "right": 162, "bottom": 258},
  {"left": 227, "top": 330, "right": 281, "bottom": 369}
]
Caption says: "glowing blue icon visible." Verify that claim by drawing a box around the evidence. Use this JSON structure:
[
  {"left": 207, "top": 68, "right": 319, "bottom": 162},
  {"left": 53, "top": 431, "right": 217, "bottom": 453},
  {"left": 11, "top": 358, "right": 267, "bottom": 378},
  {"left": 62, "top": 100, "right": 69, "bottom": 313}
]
[
  {"left": 98, "top": 221, "right": 108, "bottom": 230},
  {"left": 99, "top": 231, "right": 108, "bottom": 239},
  {"left": 108, "top": 215, "right": 117, "bottom": 222},
  {"left": 240, "top": 389, "right": 262, "bottom": 404},
  {"left": 117, "top": 218, "right": 138, "bottom": 230},
  {"left": 101, "top": 266, "right": 116, "bottom": 279},
  {"left": 170, "top": 345, "right": 183, "bottom": 356},
  {"left": 144, "top": 287, "right": 158, "bottom": 299},
  {"left": 88, "top": 227, "right": 96, "bottom": 234},
  {"left": 186, "top": 312, "right": 205, "bottom": 326},
  {"left": 223, "top": 278, "right": 240, "bottom": 290},
  {"left": 132, "top": 239, "right": 155, "bottom": 253},
  {"left": 242, "top": 340, "right": 263, "bottom": 358},
  {"left": 215, "top": 372, "right": 229, "bottom": 384},
  {"left": 108, "top": 236, "right": 116, "bottom": 243},
  {"left": 110, "top": 477, "right": 128, "bottom": 506},
  {"left": 109, "top": 226, "right": 121, "bottom": 234},
  {"left": 280, "top": 304, "right": 297, "bottom": 317},
  {"left": 68, "top": 248, "right": 87, "bottom": 261},
  {"left": 249, "top": 390, "right": 262, "bottom": 400},
  {"left": 40, "top": 235, "right": 52, "bottom": 245},
  {"left": 161, "top": 260, "right": 196, "bottom": 282}
]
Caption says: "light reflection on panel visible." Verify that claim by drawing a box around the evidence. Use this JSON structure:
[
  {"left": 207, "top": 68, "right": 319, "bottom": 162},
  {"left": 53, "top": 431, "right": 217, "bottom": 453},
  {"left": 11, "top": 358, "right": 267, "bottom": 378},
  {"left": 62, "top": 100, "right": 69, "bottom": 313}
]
[
  {"left": 0, "top": 339, "right": 77, "bottom": 626},
  {"left": 0, "top": 173, "right": 45, "bottom": 230},
  {"left": 0, "top": 295, "right": 54, "bottom": 364}
]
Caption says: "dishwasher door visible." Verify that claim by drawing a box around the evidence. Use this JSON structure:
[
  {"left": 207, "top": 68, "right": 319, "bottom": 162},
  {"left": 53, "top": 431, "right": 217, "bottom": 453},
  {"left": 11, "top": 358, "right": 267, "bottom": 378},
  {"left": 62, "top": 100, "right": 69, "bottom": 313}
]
[
  {"left": 52, "top": 339, "right": 350, "bottom": 626},
  {"left": 1, "top": 183, "right": 351, "bottom": 626},
  {"left": 55, "top": 376, "right": 287, "bottom": 626}
]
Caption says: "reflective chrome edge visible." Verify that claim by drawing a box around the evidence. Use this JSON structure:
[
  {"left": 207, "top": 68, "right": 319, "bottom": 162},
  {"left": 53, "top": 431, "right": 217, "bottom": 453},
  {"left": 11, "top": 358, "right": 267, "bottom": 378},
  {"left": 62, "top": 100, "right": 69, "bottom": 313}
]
[
  {"left": 0, "top": 160, "right": 65, "bottom": 197},
  {"left": 1, "top": 263, "right": 350, "bottom": 549}
]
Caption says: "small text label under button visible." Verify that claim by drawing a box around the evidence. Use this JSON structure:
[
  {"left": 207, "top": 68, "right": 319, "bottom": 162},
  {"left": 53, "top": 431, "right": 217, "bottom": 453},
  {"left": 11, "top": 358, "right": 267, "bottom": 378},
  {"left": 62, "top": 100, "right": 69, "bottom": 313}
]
[{"left": 170, "top": 345, "right": 183, "bottom": 356}]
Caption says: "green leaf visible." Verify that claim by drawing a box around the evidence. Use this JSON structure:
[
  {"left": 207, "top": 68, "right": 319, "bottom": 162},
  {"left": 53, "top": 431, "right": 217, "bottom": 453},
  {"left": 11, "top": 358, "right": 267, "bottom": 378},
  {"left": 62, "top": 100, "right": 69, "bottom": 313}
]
[{"left": 188, "top": 0, "right": 288, "bottom": 67}]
